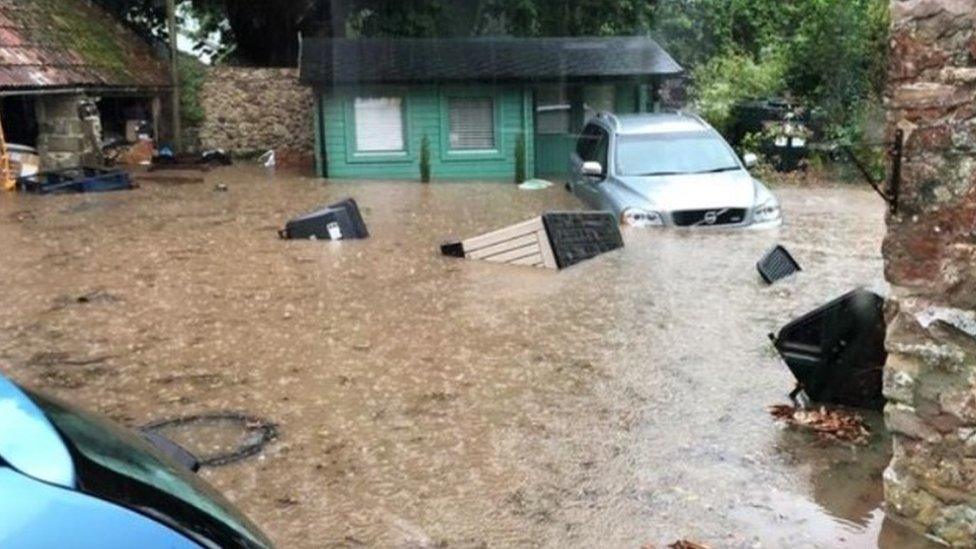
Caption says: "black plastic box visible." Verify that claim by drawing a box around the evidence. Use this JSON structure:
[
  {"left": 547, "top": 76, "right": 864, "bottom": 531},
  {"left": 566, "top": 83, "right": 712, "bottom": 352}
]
[
  {"left": 279, "top": 198, "right": 368, "bottom": 240},
  {"left": 542, "top": 212, "right": 623, "bottom": 269},
  {"left": 771, "top": 288, "right": 887, "bottom": 409},
  {"left": 757, "top": 245, "right": 801, "bottom": 284}
]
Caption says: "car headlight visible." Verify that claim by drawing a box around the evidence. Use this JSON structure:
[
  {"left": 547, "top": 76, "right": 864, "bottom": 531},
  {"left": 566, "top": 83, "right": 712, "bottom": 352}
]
[
  {"left": 621, "top": 208, "right": 664, "bottom": 227},
  {"left": 753, "top": 199, "right": 781, "bottom": 223}
]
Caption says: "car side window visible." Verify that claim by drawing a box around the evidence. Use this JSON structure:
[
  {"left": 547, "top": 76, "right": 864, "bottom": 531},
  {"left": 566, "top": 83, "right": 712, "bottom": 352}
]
[
  {"left": 593, "top": 128, "right": 609, "bottom": 174},
  {"left": 576, "top": 124, "right": 601, "bottom": 161}
]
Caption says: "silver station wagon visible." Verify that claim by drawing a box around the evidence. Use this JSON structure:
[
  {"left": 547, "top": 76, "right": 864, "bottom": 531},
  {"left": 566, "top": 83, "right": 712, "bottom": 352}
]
[{"left": 569, "top": 112, "right": 782, "bottom": 228}]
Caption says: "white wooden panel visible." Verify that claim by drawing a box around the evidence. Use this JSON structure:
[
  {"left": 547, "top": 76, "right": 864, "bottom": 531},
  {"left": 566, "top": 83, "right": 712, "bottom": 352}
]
[
  {"left": 462, "top": 217, "right": 544, "bottom": 251},
  {"left": 467, "top": 234, "right": 539, "bottom": 259},
  {"left": 510, "top": 254, "right": 545, "bottom": 267},
  {"left": 481, "top": 243, "right": 541, "bottom": 264},
  {"left": 535, "top": 231, "right": 558, "bottom": 269}
]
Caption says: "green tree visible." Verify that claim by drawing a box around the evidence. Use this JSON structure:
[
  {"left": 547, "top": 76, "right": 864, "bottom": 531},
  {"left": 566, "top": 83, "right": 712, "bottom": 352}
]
[
  {"left": 482, "top": 0, "right": 655, "bottom": 36},
  {"left": 652, "top": 0, "right": 888, "bottom": 135}
]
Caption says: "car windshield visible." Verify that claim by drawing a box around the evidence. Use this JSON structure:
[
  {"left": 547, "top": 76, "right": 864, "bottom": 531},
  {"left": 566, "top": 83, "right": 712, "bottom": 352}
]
[
  {"left": 27, "top": 390, "right": 272, "bottom": 549},
  {"left": 615, "top": 132, "right": 741, "bottom": 177}
]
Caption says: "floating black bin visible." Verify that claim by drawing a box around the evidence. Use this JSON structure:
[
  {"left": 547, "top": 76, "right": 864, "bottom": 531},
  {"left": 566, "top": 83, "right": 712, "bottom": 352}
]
[
  {"left": 757, "top": 245, "right": 801, "bottom": 284},
  {"left": 279, "top": 198, "right": 368, "bottom": 240},
  {"left": 770, "top": 288, "right": 887, "bottom": 410}
]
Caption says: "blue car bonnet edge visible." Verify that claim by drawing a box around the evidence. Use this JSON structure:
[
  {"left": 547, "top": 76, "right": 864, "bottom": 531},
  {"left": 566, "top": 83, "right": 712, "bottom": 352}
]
[{"left": 0, "top": 374, "right": 75, "bottom": 487}]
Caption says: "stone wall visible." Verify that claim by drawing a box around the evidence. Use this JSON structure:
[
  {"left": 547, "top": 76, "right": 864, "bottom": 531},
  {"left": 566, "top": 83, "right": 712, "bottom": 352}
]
[
  {"left": 36, "top": 94, "right": 102, "bottom": 170},
  {"left": 198, "top": 67, "right": 314, "bottom": 167},
  {"left": 883, "top": 0, "right": 976, "bottom": 545}
]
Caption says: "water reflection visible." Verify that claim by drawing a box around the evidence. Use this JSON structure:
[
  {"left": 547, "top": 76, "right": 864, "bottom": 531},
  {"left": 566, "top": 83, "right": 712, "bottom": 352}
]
[{"left": 762, "top": 413, "right": 939, "bottom": 548}]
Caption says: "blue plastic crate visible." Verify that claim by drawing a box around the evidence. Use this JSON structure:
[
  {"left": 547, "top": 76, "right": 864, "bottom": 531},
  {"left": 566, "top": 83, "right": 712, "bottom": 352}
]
[{"left": 17, "top": 168, "right": 134, "bottom": 195}]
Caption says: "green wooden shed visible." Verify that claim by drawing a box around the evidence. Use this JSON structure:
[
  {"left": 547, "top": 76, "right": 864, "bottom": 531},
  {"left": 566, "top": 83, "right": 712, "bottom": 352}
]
[{"left": 299, "top": 36, "right": 683, "bottom": 181}]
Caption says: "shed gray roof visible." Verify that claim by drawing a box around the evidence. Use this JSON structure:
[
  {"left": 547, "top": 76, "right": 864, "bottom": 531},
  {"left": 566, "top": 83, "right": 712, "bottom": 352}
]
[{"left": 300, "top": 36, "right": 682, "bottom": 86}]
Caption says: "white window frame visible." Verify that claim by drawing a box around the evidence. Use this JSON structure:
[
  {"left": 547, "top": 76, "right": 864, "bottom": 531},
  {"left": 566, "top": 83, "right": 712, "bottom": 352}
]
[{"left": 352, "top": 96, "right": 406, "bottom": 154}]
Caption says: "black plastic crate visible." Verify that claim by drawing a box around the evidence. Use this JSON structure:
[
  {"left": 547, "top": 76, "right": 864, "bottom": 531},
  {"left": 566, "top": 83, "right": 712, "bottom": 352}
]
[
  {"left": 770, "top": 288, "right": 887, "bottom": 410},
  {"left": 279, "top": 198, "right": 369, "bottom": 240},
  {"left": 757, "top": 245, "right": 801, "bottom": 284},
  {"left": 17, "top": 168, "right": 134, "bottom": 194},
  {"left": 542, "top": 212, "right": 623, "bottom": 269}
]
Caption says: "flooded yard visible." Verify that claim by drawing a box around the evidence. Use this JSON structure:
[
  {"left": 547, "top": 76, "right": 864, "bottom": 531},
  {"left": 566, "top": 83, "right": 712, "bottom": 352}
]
[{"left": 0, "top": 167, "right": 938, "bottom": 548}]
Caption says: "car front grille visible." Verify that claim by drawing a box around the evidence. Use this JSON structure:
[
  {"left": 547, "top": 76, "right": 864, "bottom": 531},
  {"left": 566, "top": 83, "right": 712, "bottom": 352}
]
[{"left": 671, "top": 208, "right": 747, "bottom": 227}]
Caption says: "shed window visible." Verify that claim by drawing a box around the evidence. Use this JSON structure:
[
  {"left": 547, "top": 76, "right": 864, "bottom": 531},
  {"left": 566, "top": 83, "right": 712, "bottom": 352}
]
[
  {"left": 536, "top": 86, "right": 570, "bottom": 135},
  {"left": 448, "top": 97, "right": 494, "bottom": 150},
  {"left": 354, "top": 97, "right": 405, "bottom": 152}
]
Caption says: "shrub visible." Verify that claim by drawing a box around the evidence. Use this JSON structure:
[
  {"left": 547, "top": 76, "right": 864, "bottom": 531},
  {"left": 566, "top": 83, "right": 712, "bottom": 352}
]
[
  {"left": 178, "top": 54, "right": 207, "bottom": 130},
  {"left": 420, "top": 134, "right": 431, "bottom": 182},
  {"left": 514, "top": 132, "right": 526, "bottom": 184},
  {"left": 691, "top": 48, "right": 787, "bottom": 135}
]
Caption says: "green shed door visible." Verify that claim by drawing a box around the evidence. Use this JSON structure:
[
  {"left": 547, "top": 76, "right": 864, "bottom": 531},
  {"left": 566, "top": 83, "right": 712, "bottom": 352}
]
[{"left": 533, "top": 85, "right": 577, "bottom": 179}]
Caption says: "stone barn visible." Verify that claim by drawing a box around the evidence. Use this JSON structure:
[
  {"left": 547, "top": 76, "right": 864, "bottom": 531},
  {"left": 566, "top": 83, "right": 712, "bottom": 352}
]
[{"left": 0, "top": 0, "right": 171, "bottom": 171}]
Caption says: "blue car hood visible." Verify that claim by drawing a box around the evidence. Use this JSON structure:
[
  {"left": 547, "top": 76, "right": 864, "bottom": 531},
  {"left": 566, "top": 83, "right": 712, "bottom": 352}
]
[{"left": 0, "top": 375, "right": 75, "bottom": 487}]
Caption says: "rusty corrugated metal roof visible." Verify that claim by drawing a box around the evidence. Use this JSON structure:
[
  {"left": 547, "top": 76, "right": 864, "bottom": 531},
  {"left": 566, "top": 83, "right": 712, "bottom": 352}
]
[{"left": 0, "top": 0, "right": 171, "bottom": 92}]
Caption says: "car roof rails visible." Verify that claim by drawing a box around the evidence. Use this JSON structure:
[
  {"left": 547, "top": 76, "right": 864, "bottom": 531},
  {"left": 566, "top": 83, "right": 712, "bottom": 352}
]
[
  {"left": 595, "top": 111, "right": 620, "bottom": 129},
  {"left": 674, "top": 110, "right": 709, "bottom": 127}
]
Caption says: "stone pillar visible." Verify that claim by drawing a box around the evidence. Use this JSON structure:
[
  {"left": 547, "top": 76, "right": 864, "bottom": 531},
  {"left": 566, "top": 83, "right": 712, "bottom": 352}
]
[
  {"left": 35, "top": 94, "right": 101, "bottom": 170},
  {"left": 883, "top": 1, "right": 976, "bottom": 546}
]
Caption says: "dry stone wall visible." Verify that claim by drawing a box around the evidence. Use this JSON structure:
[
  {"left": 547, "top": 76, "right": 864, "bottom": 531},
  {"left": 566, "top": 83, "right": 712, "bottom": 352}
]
[
  {"left": 199, "top": 67, "right": 314, "bottom": 167},
  {"left": 884, "top": 1, "right": 976, "bottom": 546}
]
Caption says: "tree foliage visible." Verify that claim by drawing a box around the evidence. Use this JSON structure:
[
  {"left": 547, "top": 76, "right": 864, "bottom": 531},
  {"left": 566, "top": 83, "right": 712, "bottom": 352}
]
[
  {"left": 652, "top": 0, "right": 889, "bottom": 134},
  {"left": 482, "top": 0, "right": 655, "bottom": 36},
  {"left": 98, "top": 0, "right": 888, "bottom": 135},
  {"left": 691, "top": 48, "right": 787, "bottom": 134}
]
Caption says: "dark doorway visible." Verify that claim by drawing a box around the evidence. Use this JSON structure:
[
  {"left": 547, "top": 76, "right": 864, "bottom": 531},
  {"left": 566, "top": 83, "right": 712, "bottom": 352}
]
[{"left": 1, "top": 96, "right": 38, "bottom": 147}]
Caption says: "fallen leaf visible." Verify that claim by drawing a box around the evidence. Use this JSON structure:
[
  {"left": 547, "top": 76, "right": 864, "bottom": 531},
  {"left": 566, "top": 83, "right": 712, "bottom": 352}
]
[{"left": 768, "top": 404, "right": 871, "bottom": 445}]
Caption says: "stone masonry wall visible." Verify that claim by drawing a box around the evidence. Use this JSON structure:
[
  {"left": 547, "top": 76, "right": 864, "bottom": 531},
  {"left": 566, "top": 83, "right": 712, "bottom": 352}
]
[
  {"left": 36, "top": 94, "right": 102, "bottom": 170},
  {"left": 199, "top": 67, "right": 314, "bottom": 167},
  {"left": 883, "top": 0, "right": 976, "bottom": 546}
]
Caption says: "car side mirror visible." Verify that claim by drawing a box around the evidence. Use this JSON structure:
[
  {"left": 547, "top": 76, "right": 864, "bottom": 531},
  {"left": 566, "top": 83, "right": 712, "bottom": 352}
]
[
  {"left": 743, "top": 153, "right": 758, "bottom": 169},
  {"left": 581, "top": 161, "right": 603, "bottom": 178}
]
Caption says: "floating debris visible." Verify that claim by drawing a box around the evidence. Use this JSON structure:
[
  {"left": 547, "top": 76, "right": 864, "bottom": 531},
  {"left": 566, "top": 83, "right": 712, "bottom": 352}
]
[
  {"left": 75, "top": 290, "right": 120, "bottom": 304},
  {"left": 669, "top": 541, "right": 710, "bottom": 549},
  {"left": 440, "top": 211, "right": 623, "bottom": 270},
  {"left": 769, "top": 288, "right": 887, "bottom": 410},
  {"left": 756, "top": 244, "right": 801, "bottom": 284},
  {"left": 642, "top": 541, "right": 710, "bottom": 549},
  {"left": 769, "top": 404, "right": 871, "bottom": 445},
  {"left": 517, "top": 179, "right": 553, "bottom": 190},
  {"left": 279, "top": 198, "right": 369, "bottom": 241}
]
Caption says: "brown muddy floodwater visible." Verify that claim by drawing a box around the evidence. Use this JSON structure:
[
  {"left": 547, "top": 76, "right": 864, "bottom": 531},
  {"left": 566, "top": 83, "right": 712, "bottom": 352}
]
[{"left": 0, "top": 167, "right": 941, "bottom": 548}]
